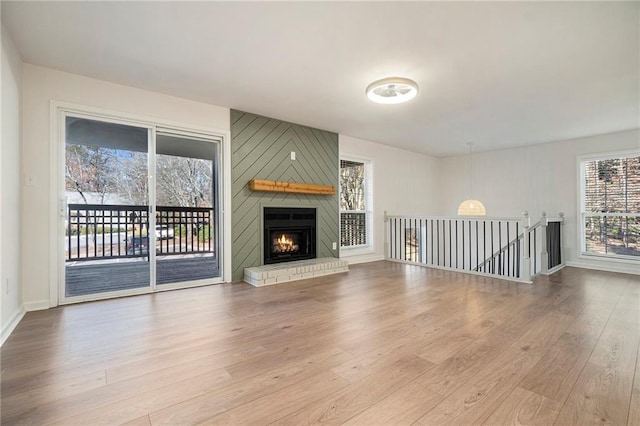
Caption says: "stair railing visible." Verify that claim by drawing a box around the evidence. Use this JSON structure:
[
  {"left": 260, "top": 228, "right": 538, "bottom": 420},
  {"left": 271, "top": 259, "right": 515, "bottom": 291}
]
[{"left": 384, "top": 211, "right": 564, "bottom": 283}]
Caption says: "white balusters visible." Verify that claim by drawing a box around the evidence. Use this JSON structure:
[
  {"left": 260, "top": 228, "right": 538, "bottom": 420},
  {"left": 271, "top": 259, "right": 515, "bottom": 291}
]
[{"left": 383, "top": 211, "right": 564, "bottom": 284}]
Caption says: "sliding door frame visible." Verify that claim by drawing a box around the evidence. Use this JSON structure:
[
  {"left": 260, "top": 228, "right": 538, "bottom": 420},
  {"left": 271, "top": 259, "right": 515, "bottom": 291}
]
[{"left": 50, "top": 101, "right": 231, "bottom": 306}]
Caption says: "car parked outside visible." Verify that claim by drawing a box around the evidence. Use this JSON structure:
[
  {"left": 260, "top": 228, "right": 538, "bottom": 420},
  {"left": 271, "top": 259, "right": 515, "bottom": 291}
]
[
  {"left": 126, "top": 236, "right": 149, "bottom": 256},
  {"left": 155, "top": 225, "right": 175, "bottom": 240}
]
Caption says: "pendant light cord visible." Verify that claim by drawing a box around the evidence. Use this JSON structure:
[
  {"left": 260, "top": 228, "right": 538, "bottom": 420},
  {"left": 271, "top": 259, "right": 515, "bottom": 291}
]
[{"left": 468, "top": 142, "right": 473, "bottom": 198}]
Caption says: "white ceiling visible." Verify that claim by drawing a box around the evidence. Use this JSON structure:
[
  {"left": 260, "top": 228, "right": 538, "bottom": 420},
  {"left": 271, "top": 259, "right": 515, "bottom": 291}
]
[{"left": 2, "top": 1, "right": 639, "bottom": 157}]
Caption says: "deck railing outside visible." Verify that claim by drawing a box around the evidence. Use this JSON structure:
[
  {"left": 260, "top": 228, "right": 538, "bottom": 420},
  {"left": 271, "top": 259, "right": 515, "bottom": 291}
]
[
  {"left": 66, "top": 204, "right": 214, "bottom": 261},
  {"left": 384, "top": 212, "right": 564, "bottom": 283},
  {"left": 340, "top": 212, "right": 367, "bottom": 247}
]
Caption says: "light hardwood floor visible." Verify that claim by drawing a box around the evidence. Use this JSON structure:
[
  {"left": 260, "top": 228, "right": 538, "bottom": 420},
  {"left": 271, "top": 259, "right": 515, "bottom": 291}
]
[{"left": 1, "top": 261, "right": 639, "bottom": 425}]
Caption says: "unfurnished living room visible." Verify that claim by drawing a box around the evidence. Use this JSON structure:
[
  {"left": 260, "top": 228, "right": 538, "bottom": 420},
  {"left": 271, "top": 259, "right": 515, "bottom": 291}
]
[{"left": 1, "top": 1, "right": 639, "bottom": 425}]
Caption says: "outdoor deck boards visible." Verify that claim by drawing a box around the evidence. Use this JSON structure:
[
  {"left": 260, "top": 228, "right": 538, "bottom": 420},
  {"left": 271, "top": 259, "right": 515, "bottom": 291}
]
[{"left": 65, "top": 256, "right": 219, "bottom": 297}]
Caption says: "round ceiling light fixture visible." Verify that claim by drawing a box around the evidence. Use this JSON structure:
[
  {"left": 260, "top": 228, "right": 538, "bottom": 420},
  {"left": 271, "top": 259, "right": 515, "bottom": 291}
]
[{"left": 366, "top": 77, "right": 418, "bottom": 104}]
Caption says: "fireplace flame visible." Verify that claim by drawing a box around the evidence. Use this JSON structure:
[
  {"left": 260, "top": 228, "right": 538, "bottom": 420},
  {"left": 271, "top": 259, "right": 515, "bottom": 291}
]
[
  {"left": 273, "top": 233, "right": 298, "bottom": 254},
  {"left": 278, "top": 234, "right": 294, "bottom": 249}
]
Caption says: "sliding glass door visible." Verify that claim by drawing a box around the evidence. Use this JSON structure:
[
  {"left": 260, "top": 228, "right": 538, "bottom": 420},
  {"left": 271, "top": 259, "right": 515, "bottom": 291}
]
[
  {"left": 62, "top": 112, "right": 221, "bottom": 302},
  {"left": 64, "top": 116, "right": 152, "bottom": 298},
  {"left": 155, "top": 131, "right": 220, "bottom": 285}
]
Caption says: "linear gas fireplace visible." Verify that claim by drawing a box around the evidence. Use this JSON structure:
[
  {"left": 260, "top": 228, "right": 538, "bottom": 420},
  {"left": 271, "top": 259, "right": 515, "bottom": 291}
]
[{"left": 263, "top": 207, "right": 316, "bottom": 265}]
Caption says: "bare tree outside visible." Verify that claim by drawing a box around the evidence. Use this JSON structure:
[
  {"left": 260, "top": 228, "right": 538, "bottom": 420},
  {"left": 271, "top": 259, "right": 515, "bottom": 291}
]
[
  {"left": 340, "top": 160, "right": 365, "bottom": 211},
  {"left": 114, "top": 151, "right": 148, "bottom": 206},
  {"left": 340, "top": 159, "right": 367, "bottom": 247},
  {"left": 155, "top": 154, "right": 213, "bottom": 207},
  {"left": 66, "top": 148, "right": 213, "bottom": 209},
  {"left": 65, "top": 145, "right": 118, "bottom": 204},
  {"left": 584, "top": 156, "right": 640, "bottom": 256}
]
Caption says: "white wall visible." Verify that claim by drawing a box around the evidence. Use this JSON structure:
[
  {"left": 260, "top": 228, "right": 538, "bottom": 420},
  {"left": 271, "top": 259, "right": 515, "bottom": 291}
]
[
  {"left": 1, "top": 25, "right": 24, "bottom": 343},
  {"left": 439, "top": 129, "right": 640, "bottom": 274},
  {"left": 339, "top": 134, "right": 441, "bottom": 264},
  {"left": 21, "top": 64, "right": 230, "bottom": 309}
]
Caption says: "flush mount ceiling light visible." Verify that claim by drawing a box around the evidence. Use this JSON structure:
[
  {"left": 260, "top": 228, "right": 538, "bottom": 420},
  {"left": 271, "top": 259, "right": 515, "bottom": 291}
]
[{"left": 366, "top": 77, "right": 418, "bottom": 104}]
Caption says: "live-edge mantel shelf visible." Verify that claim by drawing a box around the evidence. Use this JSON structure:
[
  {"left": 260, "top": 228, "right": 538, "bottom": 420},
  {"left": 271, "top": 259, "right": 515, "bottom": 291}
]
[{"left": 248, "top": 179, "right": 335, "bottom": 195}]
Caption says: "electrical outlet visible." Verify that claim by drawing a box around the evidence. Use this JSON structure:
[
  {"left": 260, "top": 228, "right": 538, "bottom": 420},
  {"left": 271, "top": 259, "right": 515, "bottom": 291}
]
[
  {"left": 290, "top": 151, "right": 296, "bottom": 160},
  {"left": 332, "top": 242, "right": 337, "bottom": 250}
]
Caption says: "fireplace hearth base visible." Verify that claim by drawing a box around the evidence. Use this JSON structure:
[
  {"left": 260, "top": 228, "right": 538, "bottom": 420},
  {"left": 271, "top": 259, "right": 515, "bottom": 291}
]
[{"left": 244, "top": 258, "right": 348, "bottom": 287}]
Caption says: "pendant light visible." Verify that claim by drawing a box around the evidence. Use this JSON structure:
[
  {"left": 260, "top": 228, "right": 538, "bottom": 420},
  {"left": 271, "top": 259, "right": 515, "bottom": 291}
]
[{"left": 457, "top": 142, "right": 486, "bottom": 216}]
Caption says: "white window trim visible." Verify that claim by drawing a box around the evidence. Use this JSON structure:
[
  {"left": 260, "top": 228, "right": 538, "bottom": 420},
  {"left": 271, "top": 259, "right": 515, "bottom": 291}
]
[
  {"left": 576, "top": 149, "right": 640, "bottom": 264},
  {"left": 339, "top": 154, "right": 374, "bottom": 256}
]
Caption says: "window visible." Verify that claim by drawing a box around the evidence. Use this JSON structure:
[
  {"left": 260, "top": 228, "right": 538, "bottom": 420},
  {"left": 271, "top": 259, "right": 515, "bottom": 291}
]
[
  {"left": 340, "top": 158, "right": 372, "bottom": 250},
  {"left": 580, "top": 151, "right": 640, "bottom": 259}
]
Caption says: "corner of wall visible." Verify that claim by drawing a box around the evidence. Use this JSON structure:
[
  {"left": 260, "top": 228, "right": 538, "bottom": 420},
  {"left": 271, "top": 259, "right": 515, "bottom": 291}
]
[
  {"left": 0, "top": 307, "right": 25, "bottom": 347},
  {"left": 338, "top": 133, "right": 443, "bottom": 259},
  {"left": 1, "top": 23, "right": 25, "bottom": 344}
]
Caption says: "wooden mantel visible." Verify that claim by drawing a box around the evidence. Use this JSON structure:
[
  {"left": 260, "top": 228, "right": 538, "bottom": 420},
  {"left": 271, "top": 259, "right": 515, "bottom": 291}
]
[{"left": 248, "top": 179, "right": 335, "bottom": 195}]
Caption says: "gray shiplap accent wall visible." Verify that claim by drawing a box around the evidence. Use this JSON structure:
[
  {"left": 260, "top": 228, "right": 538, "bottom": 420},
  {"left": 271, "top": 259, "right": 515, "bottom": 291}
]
[{"left": 231, "top": 110, "right": 339, "bottom": 281}]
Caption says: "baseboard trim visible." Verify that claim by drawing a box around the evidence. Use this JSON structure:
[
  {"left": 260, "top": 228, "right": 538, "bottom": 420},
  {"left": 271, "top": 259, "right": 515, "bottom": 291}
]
[
  {"left": 340, "top": 254, "right": 385, "bottom": 265},
  {"left": 24, "top": 300, "right": 51, "bottom": 311},
  {"left": 385, "top": 258, "right": 532, "bottom": 284},
  {"left": 1, "top": 307, "right": 26, "bottom": 346},
  {"left": 565, "top": 260, "right": 640, "bottom": 276},
  {"left": 541, "top": 264, "right": 566, "bottom": 276}
]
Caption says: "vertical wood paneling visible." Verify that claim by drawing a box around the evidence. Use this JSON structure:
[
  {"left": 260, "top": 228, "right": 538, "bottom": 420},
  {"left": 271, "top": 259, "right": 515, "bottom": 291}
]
[{"left": 231, "top": 110, "right": 339, "bottom": 281}]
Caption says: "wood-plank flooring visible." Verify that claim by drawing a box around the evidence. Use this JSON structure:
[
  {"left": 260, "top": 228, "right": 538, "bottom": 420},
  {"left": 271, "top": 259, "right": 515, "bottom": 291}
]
[{"left": 2, "top": 261, "right": 638, "bottom": 425}]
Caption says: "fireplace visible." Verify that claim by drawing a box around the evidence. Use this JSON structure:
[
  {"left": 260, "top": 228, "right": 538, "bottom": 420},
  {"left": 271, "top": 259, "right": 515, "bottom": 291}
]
[{"left": 263, "top": 207, "right": 316, "bottom": 264}]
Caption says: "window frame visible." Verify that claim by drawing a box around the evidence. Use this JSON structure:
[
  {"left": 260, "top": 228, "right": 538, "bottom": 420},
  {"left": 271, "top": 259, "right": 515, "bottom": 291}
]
[
  {"left": 339, "top": 154, "right": 374, "bottom": 255},
  {"left": 577, "top": 149, "right": 640, "bottom": 262}
]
